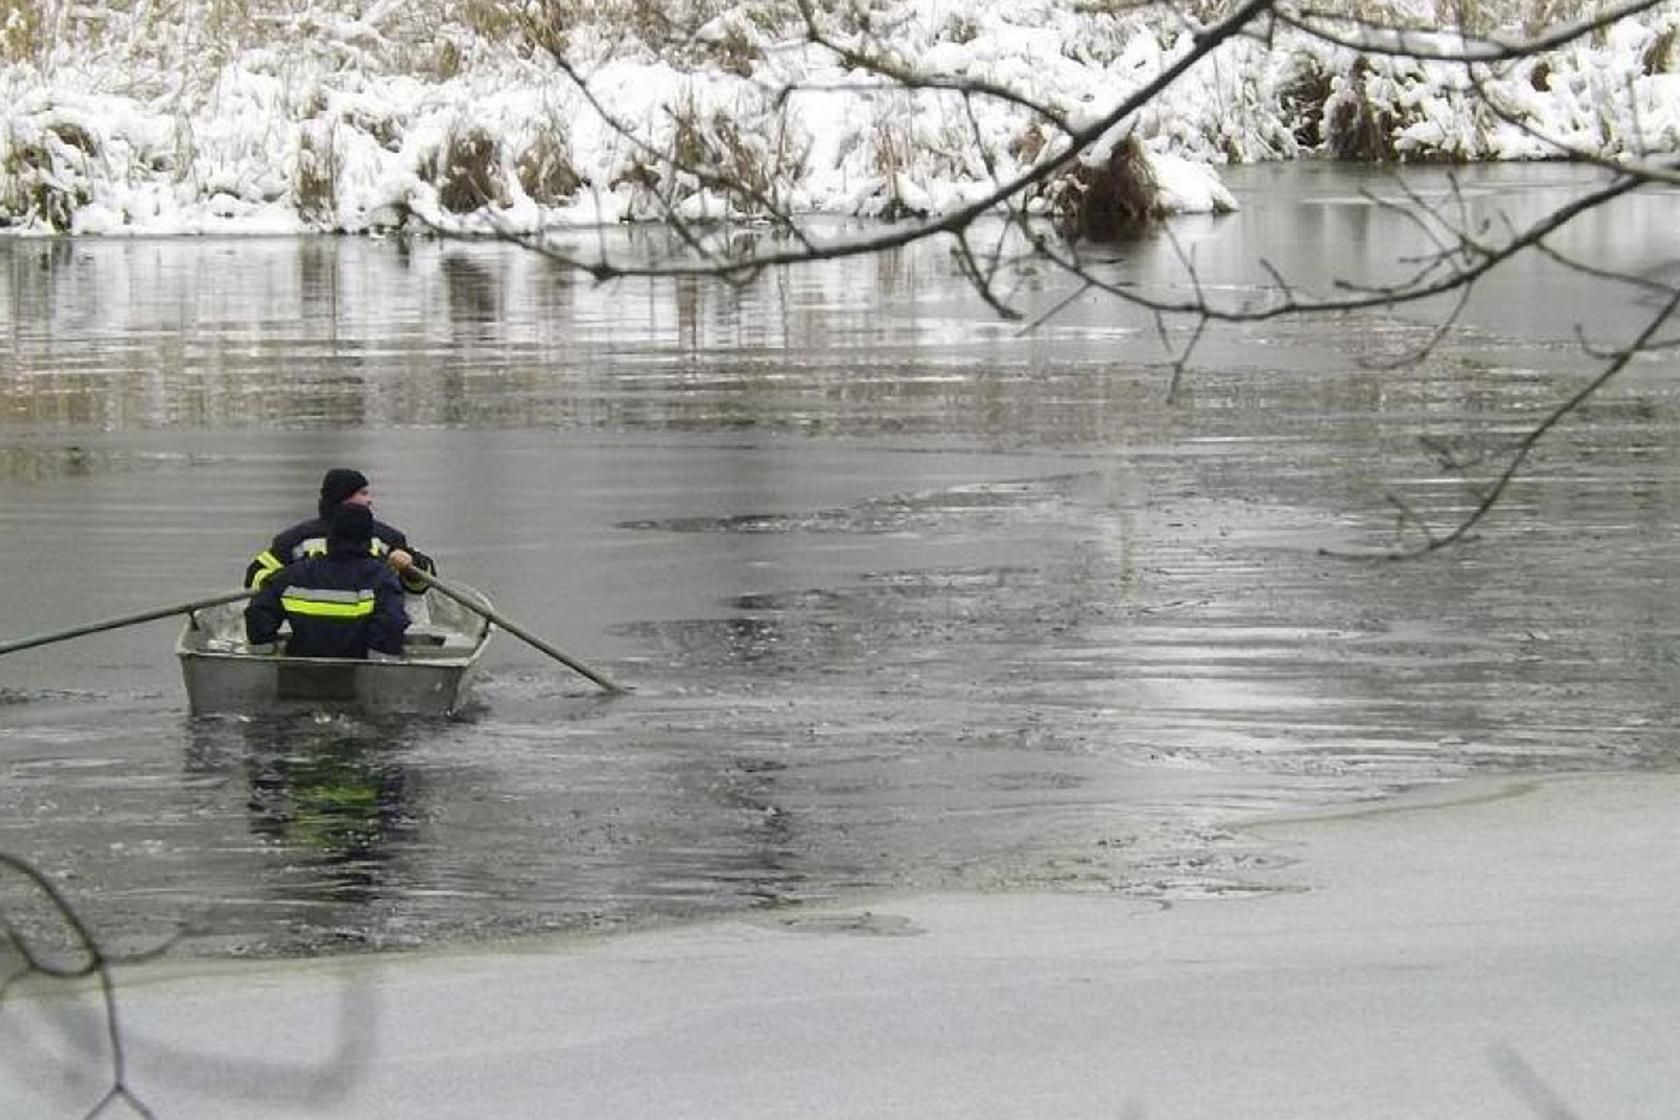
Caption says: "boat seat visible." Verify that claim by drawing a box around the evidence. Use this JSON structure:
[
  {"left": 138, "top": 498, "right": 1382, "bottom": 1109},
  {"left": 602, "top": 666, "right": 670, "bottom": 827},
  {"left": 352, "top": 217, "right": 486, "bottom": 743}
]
[{"left": 402, "top": 623, "right": 478, "bottom": 659}]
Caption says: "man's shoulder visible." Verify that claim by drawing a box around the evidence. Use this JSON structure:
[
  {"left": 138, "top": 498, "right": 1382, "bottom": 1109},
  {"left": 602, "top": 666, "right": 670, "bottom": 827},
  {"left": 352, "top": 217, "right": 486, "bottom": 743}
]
[
  {"left": 272, "top": 517, "right": 327, "bottom": 545},
  {"left": 371, "top": 517, "right": 407, "bottom": 541},
  {"left": 275, "top": 553, "right": 327, "bottom": 579},
  {"left": 337, "top": 554, "right": 402, "bottom": 583},
  {"left": 281, "top": 554, "right": 397, "bottom": 589}
]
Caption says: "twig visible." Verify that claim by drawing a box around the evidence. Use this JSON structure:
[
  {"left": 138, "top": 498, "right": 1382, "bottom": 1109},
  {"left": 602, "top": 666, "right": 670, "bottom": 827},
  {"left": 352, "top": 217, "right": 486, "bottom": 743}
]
[
  {"left": 0, "top": 853, "right": 155, "bottom": 1119},
  {"left": 1326, "top": 283, "right": 1680, "bottom": 559}
]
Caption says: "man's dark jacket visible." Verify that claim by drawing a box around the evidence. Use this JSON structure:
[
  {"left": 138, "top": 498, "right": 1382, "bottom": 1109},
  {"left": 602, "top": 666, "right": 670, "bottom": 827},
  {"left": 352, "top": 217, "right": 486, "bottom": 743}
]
[
  {"left": 245, "top": 515, "right": 433, "bottom": 592},
  {"left": 245, "top": 552, "right": 410, "bottom": 659}
]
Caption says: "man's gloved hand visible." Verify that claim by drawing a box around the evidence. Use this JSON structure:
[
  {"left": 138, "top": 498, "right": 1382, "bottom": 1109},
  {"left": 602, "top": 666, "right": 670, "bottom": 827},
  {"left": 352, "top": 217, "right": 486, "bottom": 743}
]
[{"left": 387, "top": 549, "right": 414, "bottom": 573}]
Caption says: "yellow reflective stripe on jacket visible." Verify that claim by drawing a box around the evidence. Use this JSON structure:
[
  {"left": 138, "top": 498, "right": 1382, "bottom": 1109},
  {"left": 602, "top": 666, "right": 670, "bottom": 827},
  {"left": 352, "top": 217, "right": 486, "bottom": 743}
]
[
  {"left": 251, "top": 550, "right": 284, "bottom": 588},
  {"left": 280, "top": 587, "right": 377, "bottom": 619}
]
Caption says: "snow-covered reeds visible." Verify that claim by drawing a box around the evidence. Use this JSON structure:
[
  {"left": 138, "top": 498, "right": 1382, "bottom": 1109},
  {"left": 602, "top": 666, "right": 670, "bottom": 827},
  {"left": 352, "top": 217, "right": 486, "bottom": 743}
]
[{"left": 3, "top": 0, "right": 1678, "bottom": 234}]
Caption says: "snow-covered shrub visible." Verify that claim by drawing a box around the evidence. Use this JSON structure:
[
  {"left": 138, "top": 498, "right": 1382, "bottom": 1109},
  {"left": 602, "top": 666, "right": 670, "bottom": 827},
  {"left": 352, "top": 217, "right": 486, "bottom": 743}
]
[
  {"left": 705, "top": 112, "right": 804, "bottom": 213},
  {"left": 516, "top": 124, "right": 585, "bottom": 205},
  {"left": 433, "top": 127, "right": 506, "bottom": 214},
  {"left": 0, "top": 0, "right": 40, "bottom": 65},
  {"left": 1645, "top": 25, "right": 1678, "bottom": 73},
  {"left": 1, "top": 118, "right": 96, "bottom": 231},
  {"left": 598, "top": 78, "right": 809, "bottom": 221},
  {"left": 295, "top": 117, "right": 340, "bottom": 227},
  {"left": 2, "top": 0, "right": 1675, "bottom": 235},
  {"left": 865, "top": 116, "right": 924, "bottom": 219},
  {"left": 1274, "top": 53, "right": 1335, "bottom": 151},
  {"left": 1325, "top": 58, "right": 1404, "bottom": 160},
  {"left": 1042, "top": 133, "right": 1157, "bottom": 242}
]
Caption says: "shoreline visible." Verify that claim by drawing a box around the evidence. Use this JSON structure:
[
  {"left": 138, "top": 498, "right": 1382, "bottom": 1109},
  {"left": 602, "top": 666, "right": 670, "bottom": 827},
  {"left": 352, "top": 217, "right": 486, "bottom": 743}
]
[{"left": 6, "top": 769, "right": 1676, "bottom": 1118}]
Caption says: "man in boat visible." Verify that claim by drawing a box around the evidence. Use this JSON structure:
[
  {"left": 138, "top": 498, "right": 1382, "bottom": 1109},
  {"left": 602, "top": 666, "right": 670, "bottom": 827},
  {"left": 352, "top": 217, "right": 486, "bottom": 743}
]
[
  {"left": 244, "top": 503, "right": 411, "bottom": 659},
  {"left": 244, "top": 468, "right": 435, "bottom": 593}
]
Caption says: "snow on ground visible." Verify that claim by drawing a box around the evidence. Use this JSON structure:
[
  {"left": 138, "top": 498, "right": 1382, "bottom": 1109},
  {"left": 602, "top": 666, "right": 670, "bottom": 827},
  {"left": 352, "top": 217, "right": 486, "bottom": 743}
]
[
  {"left": 2, "top": 1, "right": 1677, "bottom": 237},
  {"left": 3, "top": 771, "right": 1676, "bottom": 1118}
]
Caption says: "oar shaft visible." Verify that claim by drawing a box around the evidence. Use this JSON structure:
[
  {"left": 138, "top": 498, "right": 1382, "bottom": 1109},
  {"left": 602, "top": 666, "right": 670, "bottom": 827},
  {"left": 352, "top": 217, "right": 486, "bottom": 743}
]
[
  {"left": 410, "top": 569, "right": 625, "bottom": 693},
  {"left": 0, "top": 589, "right": 255, "bottom": 657}
]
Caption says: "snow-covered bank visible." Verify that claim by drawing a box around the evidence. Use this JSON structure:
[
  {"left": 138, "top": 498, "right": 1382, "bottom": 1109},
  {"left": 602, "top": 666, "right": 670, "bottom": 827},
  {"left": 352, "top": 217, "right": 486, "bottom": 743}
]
[
  {"left": 2, "top": 1, "right": 1678, "bottom": 237},
  {"left": 4, "top": 771, "right": 1676, "bottom": 1118}
]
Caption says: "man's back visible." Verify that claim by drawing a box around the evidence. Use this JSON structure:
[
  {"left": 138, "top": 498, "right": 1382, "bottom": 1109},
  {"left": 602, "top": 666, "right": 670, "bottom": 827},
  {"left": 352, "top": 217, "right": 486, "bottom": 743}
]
[
  {"left": 246, "top": 552, "right": 409, "bottom": 659},
  {"left": 245, "top": 514, "right": 423, "bottom": 589}
]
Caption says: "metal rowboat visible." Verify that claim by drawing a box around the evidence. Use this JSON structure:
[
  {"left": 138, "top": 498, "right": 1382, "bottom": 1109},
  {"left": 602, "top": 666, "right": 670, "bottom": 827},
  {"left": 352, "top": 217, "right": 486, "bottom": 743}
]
[{"left": 175, "top": 586, "right": 493, "bottom": 717}]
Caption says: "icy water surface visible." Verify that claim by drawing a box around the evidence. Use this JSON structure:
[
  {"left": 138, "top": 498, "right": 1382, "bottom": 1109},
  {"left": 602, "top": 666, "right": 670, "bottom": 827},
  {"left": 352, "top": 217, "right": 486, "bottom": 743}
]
[{"left": 3, "top": 163, "right": 1680, "bottom": 957}]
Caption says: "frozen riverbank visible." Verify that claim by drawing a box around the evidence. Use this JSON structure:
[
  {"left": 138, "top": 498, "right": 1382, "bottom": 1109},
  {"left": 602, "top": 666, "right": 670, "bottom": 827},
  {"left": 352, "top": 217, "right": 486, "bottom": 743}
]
[
  {"left": 4, "top": 1, "right": 1679, "bottom": 235},
  {"left": 6, "top": 770, "right": 1675, "bottom": 1119}
]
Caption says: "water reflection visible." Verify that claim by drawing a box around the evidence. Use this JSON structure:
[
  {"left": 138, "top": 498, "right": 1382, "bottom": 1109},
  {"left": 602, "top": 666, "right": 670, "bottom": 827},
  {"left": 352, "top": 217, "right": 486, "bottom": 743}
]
[
  {"left": 183, "top": 714, "right": 424, "bottom": 947},
  {"left": 5, "top": 164, "right": 1674, "bottom": 441},
  {"left": 441, "top": 254, "right": 501, "bottom": 326},
  {"left": 241, "top": 730, "right": 414, "bottom": 904}
]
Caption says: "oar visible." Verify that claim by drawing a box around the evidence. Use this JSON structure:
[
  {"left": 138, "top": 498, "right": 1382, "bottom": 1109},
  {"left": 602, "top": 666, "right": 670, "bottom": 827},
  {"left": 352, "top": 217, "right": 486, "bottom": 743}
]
[
  {"left": 406, "top": 568, "right": 626, "bottom": 694},
  {"left": 0, "top": 588, "right": 255, "bottom": 657}
]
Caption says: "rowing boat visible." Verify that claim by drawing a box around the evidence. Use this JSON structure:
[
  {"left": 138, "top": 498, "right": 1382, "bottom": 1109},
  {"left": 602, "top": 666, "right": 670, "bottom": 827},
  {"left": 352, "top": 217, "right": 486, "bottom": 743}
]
[{"left": 175, "top": 586, "right": 494, "bottom": 716}]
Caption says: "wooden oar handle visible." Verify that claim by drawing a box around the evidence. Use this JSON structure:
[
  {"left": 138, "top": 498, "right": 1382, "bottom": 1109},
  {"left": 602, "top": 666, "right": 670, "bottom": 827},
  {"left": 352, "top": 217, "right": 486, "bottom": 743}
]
[{"left": 0, "top": 588, "right": 255, "bottom": 658}]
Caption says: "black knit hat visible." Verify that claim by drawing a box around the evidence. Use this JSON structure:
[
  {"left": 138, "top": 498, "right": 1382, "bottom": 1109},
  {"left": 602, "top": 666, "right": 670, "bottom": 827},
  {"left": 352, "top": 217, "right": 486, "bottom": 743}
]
[
  {"left": 318, "top": 468, "right": 370, "bottom": 517},
  {"left": 329, "top": 502, "right": 375, "bottom": 544}
]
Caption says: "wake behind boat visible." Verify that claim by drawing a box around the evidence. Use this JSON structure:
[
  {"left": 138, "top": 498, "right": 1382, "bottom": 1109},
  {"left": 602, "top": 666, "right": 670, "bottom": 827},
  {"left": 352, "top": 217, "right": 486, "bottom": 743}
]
[{"left": 176, "top": 585, "right": 493, "bottom": 717}]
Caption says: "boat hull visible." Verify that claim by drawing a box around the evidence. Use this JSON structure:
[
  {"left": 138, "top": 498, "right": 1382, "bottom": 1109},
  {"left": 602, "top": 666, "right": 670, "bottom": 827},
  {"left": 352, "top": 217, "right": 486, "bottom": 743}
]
[
  {"left": 178, "top": 650, "right": 480, "bottom": 716},
  {"left": 176, "top": 586, "right": 492, "bottom": 716}
]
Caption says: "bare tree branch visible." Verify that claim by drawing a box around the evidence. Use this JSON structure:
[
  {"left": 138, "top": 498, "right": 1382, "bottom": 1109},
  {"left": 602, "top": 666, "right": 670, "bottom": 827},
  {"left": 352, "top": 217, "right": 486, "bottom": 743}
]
[
  {"left": 1327, "top": 282, "right": 1680, "bottom": 559},
  {"left": 0, "top": 853, "right": 155, "bottom": 1120},
  {"left": 791, "top": 0, "right": 1077, "bottom": 133}
]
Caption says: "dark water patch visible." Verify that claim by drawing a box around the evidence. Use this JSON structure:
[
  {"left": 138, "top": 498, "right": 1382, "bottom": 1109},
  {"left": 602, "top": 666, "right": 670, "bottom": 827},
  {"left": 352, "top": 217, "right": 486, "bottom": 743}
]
[
  {"left": 0, "top": 687, "right": 71, "bottom": 706},
  {"left": 733, "top": 588, "right": 847, "bottom": 611},
  {"left": 0, "top": 686, "right": 114, "bottom": 705},
  {"left": 617, "top": 511, "right": 853, "bottom": 534},
  {"left": 617, "top": 477, "right": 1069, "bottom": 537}
]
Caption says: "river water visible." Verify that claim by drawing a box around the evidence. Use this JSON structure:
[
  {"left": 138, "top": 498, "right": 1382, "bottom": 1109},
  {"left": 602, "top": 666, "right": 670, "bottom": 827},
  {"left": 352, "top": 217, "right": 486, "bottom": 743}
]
[{"left": 3, "top": 162, "right": 1679, "bottom": 958}]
